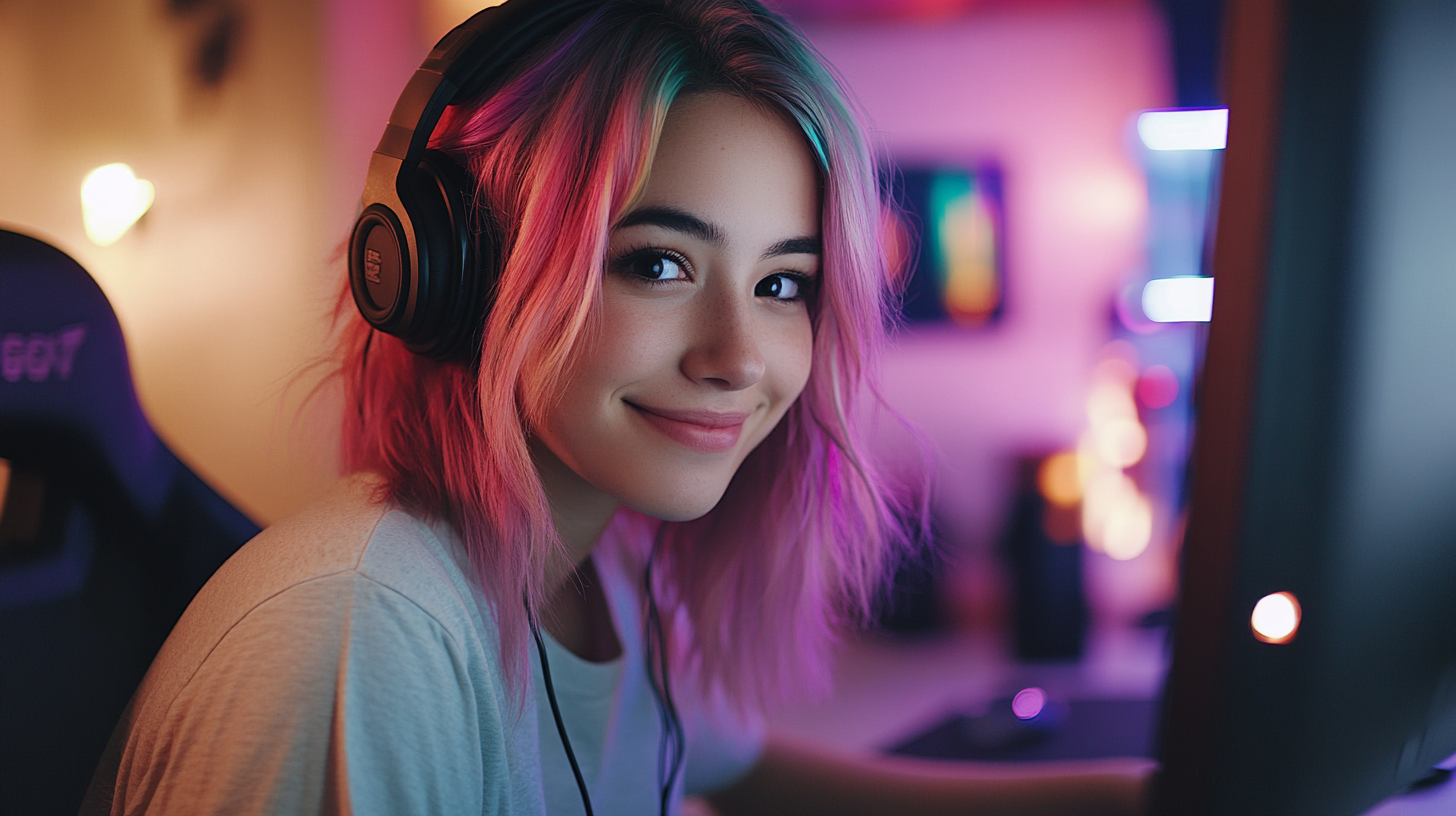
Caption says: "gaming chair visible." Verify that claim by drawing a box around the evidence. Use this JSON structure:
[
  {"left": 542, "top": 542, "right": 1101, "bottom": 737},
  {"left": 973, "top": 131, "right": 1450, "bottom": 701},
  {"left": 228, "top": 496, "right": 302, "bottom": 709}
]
[{"left": 0, "top": 228, "right": 259, "bottom": 815}]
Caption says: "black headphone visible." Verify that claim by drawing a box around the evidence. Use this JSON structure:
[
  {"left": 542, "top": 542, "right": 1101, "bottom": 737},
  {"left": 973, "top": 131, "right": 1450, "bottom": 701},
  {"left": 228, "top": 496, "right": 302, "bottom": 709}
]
[{"left": 347, "top": 0, "right": 599, "bottom": 360}]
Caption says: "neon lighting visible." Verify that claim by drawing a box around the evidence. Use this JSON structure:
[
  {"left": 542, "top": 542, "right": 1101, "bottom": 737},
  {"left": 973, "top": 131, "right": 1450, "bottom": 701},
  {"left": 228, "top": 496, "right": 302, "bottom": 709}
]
[
  {"left": 1137, "top": 108, "right": 1228, "bottom": 151},
  {"left": 1142, "top": 276, "right": 1214, "bottom": 322},
  {"left": 81, "top": 163, "right": 154, "bottom": 246},
  {"left": 1012, "top": 687, "right": 1047, "bottom": 720},
  {"left": 1251, "top": 591, "right": 1302, "bottom": 644}
]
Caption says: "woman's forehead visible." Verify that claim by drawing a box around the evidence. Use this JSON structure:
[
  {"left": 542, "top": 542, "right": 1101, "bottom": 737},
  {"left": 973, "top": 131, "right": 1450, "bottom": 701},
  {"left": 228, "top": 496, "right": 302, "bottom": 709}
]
[{"left": 627, "top": 92, "right": 821, "bottom": 247}]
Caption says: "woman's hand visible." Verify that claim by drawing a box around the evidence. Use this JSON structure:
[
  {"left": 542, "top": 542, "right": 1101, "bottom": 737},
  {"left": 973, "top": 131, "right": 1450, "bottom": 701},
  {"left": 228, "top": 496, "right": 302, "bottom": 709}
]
[{"left": 708, "top": 732, "right": 1158, "bottom": 816}]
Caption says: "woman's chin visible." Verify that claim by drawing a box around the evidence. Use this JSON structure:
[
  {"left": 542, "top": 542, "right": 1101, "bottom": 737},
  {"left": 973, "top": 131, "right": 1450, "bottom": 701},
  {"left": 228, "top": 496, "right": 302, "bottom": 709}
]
[{"left": 622, "top": 487, "right": 728, "bottom": 524}]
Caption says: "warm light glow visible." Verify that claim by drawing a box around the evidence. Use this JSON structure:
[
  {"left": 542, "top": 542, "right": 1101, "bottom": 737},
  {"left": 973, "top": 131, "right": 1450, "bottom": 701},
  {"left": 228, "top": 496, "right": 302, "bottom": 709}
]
[
  {"left": 1101, "top": 488, "right": 1152, "bottom": 560},
  {"left": 1087, "top": 380, "right": 1137, "bottom": 426},
  {"left": 1076, "top": 344, "right": 1155, "bottom": 559},
  {"left": 1251, "top": 591, "right": 1302, "bottom": 644},
  {"left": 1012, "top": 687, "right": 1047, "bottom": 720},
  {"left": 1143, "top": 276, "right": 1214, "bottom": 322},
  {"left": 424, "top": 1, "right": 511, "bottom": 60},
  {"left": 1137, "top": 108, "right": 1228, "bottom": 151},
  {"left": 1095, "top": 358, "right": 1138, "bottom": 385},
  {"left": 435, "top": 0, "right": 508, "bottom": 17},
  {"left": 1038, "top": 452, "right": 1084, "bottom": 507},
  {"left": 1081, "top": 470, "right": 1153, "bottom": 560},
  {"left": 1064, "top": 166, "right": 1146, "bottom": 236},
  {"left": 0, "top": 457, "right": 10, "bottom": 526},
  {"left": 82, "top": 163, "right": 155, "bottom": 246},
  {"left": 1093, "top": 417, "right": 1148, "bottom": 468},
  {"left": 1086, "top": 363, "right": 1146, "bottom": 468}
]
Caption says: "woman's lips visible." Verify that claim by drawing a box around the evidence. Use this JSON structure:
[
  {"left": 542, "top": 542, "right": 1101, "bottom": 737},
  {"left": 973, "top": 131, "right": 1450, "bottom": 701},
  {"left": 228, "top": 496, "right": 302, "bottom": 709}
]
[{"left": 626, "top": 402, "right": 748, "bottom": 453}]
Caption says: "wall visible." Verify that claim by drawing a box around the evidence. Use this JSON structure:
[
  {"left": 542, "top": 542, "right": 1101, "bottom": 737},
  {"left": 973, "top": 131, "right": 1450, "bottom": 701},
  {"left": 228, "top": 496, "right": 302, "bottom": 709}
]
[
  {"left": 796, "top": 1, "right": 1172, "bottom": 624},
  {"left": 0, "top": 0, "right": 443, "bottom": 525},
  {"left": 0, "top": 0, "right": 338, "bottom": 524}
]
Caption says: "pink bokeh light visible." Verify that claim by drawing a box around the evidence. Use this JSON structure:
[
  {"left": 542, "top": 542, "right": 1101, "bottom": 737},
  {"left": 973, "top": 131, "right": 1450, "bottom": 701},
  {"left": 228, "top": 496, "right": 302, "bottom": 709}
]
[
  {"left": 1136, "top": 364, "right": 1180, "bottom": 409},
  {"left": 1012, "top": 686, "right": 1048, "bottom": 720}
]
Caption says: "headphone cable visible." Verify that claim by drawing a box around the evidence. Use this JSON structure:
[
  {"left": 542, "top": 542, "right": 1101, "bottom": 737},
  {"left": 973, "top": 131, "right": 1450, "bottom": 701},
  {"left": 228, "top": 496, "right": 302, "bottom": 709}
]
[
  {"left": 531, "top": 614, "right": 594, "bottom": 816},
  {"left": 529, "top": 544, "right": 683, "bottom": 816},
  {"left": 645, "top": 541, "right": 687, "bottom": 816}
]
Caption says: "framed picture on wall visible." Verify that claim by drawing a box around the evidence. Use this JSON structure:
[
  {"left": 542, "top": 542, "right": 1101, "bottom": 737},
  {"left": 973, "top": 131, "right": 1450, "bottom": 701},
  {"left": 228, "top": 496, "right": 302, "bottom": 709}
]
[{"left": 884, "top": 163, "right": 1007, "bottom": 327}]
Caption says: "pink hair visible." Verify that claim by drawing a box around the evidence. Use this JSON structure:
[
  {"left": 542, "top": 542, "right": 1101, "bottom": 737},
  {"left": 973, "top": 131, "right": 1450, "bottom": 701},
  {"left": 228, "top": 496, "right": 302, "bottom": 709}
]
[{"left": 337, "top": 0, "right": 922, "bottom": 710}]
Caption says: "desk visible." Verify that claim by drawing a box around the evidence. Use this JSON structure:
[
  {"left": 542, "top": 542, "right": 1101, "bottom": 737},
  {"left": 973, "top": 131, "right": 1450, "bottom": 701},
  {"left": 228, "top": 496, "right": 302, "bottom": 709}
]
[{"left": 767, "top": 628, "right": 1456, "bottom": 815}]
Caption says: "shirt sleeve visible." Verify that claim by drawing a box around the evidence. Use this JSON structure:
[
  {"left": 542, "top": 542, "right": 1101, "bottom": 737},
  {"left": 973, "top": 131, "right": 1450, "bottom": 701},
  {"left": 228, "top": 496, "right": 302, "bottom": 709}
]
[
  {"left": 113, "top": 572, "right": 488, "bottom": 816},
  {"left": 340, "top": 575, "right": 487, "bottom": 815}
]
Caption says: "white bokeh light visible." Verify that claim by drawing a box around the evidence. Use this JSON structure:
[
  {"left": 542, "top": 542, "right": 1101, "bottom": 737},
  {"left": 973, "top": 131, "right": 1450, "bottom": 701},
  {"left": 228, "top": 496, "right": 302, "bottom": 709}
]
[
  {"left": 81, "top": 163, "right": 155, "bottom": 246},
  {"left": 1143, "top": 276, "right": 1215, "bottom": 323},
  {"left": 1251, "top": 591, "right": 1302, "bottom": 644},
  {"left": 1137, "top": 108, "right": 1228, "bottom": 151}
]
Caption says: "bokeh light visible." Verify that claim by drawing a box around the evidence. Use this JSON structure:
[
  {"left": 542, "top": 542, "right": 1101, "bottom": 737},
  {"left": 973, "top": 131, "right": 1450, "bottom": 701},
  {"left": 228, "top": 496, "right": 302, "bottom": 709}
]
[
  {"left": 1093, "top": 417, "right": 1148, "bottom": 468},
  {"left": 0, "top": 457, "right": 10, "bottom": 517},
  {"left": 1038, "top": 451, "right": 1084, "bottom": 508},
  {"left": 1136, "top": 364, "right": 1180, "bottom": 409},
  {"left": 1136, "top": 108, "right": 1228, "bottom": 151},
  {"left": 1012, "top": 687, "right": 1048, "bottom": 720},
  {"left": 1082, "top": 472, "right": 1153, "bottom": 560},
  {"left": 1142, "top": 276, "right": 1214, "bottom": 322},
  {"left": 81, "top": 163, "right": 155, "bottom": 246},
  {"left": 1088, "top": 380, "right": 1138, "bottom": 427},
  {"left": 1100, "top": 488, "right": 1153, "bottom": 560},
  {"left": 1251, "top": 591, "right": 1302, "bottom": 644},
  {"left": 1076, "top": 344, "right": 1156, "bottom": 559}
]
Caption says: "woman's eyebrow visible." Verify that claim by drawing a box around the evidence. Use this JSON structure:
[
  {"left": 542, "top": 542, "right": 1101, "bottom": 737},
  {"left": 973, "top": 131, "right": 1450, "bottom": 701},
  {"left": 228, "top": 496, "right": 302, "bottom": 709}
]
[
  {"left": 615, "top": 205, "right": 724, "bottom": 246},
  {"left": 761, "top": 236, "right": 821, "bottom": 260},
  {"left": 615, "top": 205, "right": 821, "bottom": 260}
]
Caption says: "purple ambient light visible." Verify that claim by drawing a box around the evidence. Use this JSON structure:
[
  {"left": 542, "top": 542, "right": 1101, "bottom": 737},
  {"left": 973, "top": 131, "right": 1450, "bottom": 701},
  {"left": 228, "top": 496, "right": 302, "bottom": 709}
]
[{"left": 1011, "top": 687, "right": 1048, "bottom": 720}]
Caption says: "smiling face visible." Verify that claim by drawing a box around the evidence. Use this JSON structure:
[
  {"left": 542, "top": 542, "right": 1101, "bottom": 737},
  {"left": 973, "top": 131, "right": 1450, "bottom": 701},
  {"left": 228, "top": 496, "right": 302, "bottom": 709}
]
[{"left": 533, "top": 92, "right": 820, "bottom": 524}]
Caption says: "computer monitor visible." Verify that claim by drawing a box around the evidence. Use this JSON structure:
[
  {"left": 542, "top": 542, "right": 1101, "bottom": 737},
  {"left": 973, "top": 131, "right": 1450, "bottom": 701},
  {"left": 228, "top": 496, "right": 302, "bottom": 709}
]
[{"left": 1156, "top": 1, "right": 1456, "bottom": 814}]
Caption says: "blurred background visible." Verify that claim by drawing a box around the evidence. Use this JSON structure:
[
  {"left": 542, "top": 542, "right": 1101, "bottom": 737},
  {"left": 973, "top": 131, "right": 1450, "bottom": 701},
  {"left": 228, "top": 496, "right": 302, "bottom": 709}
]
[{"left": 0, "top": 0, "right": 1226, "bottom": 755}]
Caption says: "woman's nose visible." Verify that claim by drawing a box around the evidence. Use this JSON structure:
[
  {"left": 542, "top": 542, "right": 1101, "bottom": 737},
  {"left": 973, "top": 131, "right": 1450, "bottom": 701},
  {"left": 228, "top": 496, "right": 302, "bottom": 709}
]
[{"left": 680, "top": 292, "right": 766, "bottom": 391}]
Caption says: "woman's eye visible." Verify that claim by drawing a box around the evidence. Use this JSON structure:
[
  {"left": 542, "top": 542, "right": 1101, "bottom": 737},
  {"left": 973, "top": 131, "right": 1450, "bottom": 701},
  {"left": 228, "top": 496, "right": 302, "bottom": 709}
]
[
  {"left": 622, "top": 251, "right": 688, "bottom": 282},
  {"left": 756, "top": 273, "right": 806, "bottom": 301}
]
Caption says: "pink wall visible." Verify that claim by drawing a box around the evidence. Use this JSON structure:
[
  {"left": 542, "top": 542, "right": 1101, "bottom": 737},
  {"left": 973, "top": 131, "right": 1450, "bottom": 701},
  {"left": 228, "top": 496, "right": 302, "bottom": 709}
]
[
  {"left": 324, "top": 0, "right": 425, "bottom": 244},
  {"left": 798, "top": 2, "right": 1171, "bottom": 623}
]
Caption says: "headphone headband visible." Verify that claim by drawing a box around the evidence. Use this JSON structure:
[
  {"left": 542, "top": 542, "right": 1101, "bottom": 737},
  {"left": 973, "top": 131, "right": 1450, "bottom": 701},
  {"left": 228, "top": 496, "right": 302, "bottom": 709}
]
[
  {"left": 380, "top": 0, "right": 599, "bottom": 166},
  {"left": 349, "top": 0, "right": 600, "bottom": 359}
]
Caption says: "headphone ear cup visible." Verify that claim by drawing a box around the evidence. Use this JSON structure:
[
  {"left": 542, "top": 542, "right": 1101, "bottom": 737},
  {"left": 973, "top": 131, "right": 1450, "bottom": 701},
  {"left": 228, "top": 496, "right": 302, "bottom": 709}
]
[
  {"left": 401, "top": 150, "right": 489, "bottom": 359},
  {"left": 349, "top": 203, "right": 411, "bottom": 335}
]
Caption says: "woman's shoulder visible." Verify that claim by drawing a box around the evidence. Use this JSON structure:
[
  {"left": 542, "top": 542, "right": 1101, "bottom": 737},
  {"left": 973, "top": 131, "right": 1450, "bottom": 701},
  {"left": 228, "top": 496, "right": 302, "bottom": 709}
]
[
  {"left": 182, "top": 473, "right": 395, "bottom": 633},
  {"left": 235, "top": 474, "right": 480, "bottom": 622},
  {"left": 114, "top": 478, "right": 480, "bottom": 724},
  {"left": 219, "top": 473, "right": 392, "bottom": 587},
  {"left": 84, "top": 477, "right": 521, "bottom": 815}
]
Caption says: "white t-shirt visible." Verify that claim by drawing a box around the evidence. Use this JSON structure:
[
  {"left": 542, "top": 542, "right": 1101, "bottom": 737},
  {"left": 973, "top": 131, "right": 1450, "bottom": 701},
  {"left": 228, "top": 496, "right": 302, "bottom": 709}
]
[{"left": 82, "top": 477, "right": 763, "bottom": 815}]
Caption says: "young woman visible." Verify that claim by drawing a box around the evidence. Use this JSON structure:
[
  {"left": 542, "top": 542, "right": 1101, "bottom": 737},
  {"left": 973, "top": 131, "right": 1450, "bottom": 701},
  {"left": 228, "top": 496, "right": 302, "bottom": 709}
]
[{"left": 85, "top": 1, "right": 1151, "bottom": 813}]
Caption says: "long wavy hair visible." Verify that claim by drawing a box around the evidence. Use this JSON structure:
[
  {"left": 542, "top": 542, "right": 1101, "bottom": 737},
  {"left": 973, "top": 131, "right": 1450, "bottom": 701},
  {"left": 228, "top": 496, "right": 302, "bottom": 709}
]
[{"left": 337, "top": 0, "right": 921, "bottom": 711}]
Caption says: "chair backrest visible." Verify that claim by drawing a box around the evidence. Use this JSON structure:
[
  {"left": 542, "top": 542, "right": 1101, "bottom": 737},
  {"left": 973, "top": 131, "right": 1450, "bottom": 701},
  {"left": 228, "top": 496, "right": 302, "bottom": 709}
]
[{"left": 0, "top": 227, "right": 260, "bottom": 815}]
